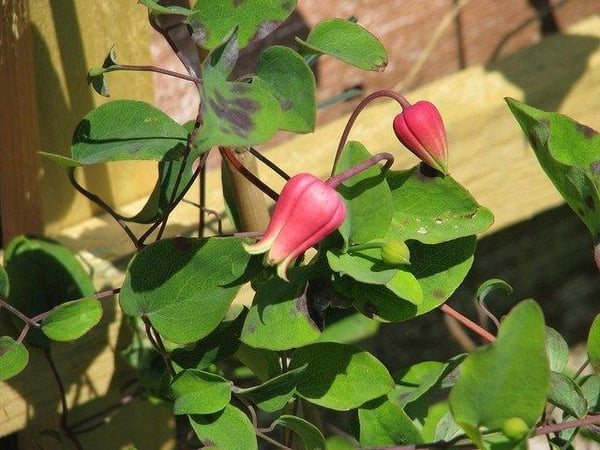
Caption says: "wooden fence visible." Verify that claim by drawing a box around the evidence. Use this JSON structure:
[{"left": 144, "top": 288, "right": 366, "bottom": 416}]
[{"left": 1, "top": 1, "right": 600, "bottom": 448}]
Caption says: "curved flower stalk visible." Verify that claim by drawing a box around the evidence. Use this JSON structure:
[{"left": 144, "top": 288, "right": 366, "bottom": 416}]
[
  {"left": 244, "top": 173, "right": 346, "bottom": 280},
  {"left": 393, "top": 100, "right": 449, "bottom": 175}
]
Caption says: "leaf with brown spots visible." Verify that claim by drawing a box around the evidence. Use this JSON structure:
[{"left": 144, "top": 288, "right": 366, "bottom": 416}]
[
  {"left": 195, "top": 34, "right": 281, "bottom": 152},
  {"left": 187, "top": 0, "right": 297, "bottom": 51},
  {"left": 506, "top": 98, "right": 600, "bottom": 245}
]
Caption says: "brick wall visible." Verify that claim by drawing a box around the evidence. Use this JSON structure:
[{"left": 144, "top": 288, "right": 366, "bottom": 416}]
[{"left": 152, "top": 1, "right": 600, "bottom": 130}]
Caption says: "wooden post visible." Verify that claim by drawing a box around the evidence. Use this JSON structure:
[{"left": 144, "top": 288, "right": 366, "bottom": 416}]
[{"left": 0, "top": 0, "right": 44, "bottom": 246}]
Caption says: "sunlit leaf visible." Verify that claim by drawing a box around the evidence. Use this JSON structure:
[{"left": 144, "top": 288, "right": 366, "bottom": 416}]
[
  {"left": 290, "top": 342, "right": 394, "bottom": 410},
  {"left": 41, "top": 297, "right": 102, "bottom": 341},
  {"left": 297, "top": 19, "right": 387, "bottom": 71},
  {"left": 0, "top": 337, "right": 29, "bottom": 380}
]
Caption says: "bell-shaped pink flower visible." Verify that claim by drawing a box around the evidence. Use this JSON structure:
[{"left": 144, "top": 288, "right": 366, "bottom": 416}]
[
  {"left": 393, "top": 100, "right": 449, "bottom": 174},
  {"left": 244, "top": 173, "right": 346, "bottom": 280}
]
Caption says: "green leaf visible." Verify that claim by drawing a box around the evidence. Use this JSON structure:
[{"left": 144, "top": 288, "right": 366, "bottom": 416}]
[
  {"left": 241, "top": 277, "right": 320, "bottom": 351},
  {"left": 0, "top": 336, "right": 29, "bottom": 380},
  {"left": 336, "top": 142, "right": 394, "bottom": 244},
  {"left": 196, "top": 40, "right": 280, "bottom": 152},
  {"left": 506, "top": 98, "right": 600, "bottom": 245},
  {"left": 120, "top": 237, "right": 257, "bottom": 344},
  {"left": 297, "top": 19, "right": 387, "bottom": 71},
  {"left": 357, "top": 396, "right": 423, "bottom": 447},
  {"left": 546, "top": 327, "right": 569, "bottom": 373},
  {"left": 548, "top": 371, "right": 587, "bottom": 418},
  {"left": 392, "top": 361, "right": 448, "bottom": 407},
  {"left": 327, "top": 251, "right": 423, "bottom": 306},
  {"left": 273, "top": 415, "right": 327, "bottom": 450},
  {"left": 579, "top": 374, "right": 600, "bottom": 413},
  {"left": 39, "top": 151, "right": 81, "bottom": 168},
  {"left": 385, "top": 168, "right": 494, "bottom": 244},
  {"left": 344, "top": 237, "right": 475, "bottom": 322},
  {"left": 172, "top": 308, "right": 248, "bottom": 371},
  {"left": 289, "top": 342, "right": 394, "bottom": 410},
  {"left": 449, "top": 300, "right": 548, "bottom": 443},
  {"left": 71, "top": 100, "right": 188, "bottom": 164},
  {"left": 318, "top": 311, "right": 379, "bottom": 344},
  {"left": 123, "top": 120, "right": 206, "bottom": 224},
  {"left": 189, "top": 404, "right": 257, "bottom": 450},
  {"left": 234, "top": 343, "right": 281, "bottom": 383},
  {"left": 4, "top": 236, "right": 95, "bottom": 348},
  {"left": 187, "top": 0, "right": 296, "bottom": 51},
  {"left": 254, "top": 46, "right": 316, "bottom": 133},
  {"left": 171, "top": 370, "right": 231, "bottom": 415},
  {"left": 41, "top": 297, "right": 102, "bottom": 341},
  {"left": 235, "top": 365, "right": 306, "bottom": 412},
  {"left": 588, "top": 314, "right": 600, "bottom": 375}
]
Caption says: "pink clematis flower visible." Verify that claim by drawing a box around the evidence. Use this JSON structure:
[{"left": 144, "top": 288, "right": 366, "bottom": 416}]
[
  {"left": 244, "top": 173, "right": 346, "bottom": 281},
  {"left": 393, "top": 100, "right": 449, "bottom": 175}
]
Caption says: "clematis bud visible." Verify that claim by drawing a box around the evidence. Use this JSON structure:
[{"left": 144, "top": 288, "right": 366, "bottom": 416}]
[
  {"left": 244, "top": 173, "right": 346, "bottom": 281},
  {"left": 381, "top": 240, "right": 411, "bottom": 266},
  {"left": 393, "top": 100, "right": 449, "bottom": 175}
]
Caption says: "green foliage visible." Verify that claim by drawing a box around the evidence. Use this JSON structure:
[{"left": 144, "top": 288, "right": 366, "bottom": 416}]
[
  {"left": 357, "top": 396, "right": 423, "bottom": 446},
  {"left": 41, "top": 297, "right": 102, "bottom": 341},
  {"left": 450, "top": 300, "right": 549, "bottom": 447},
  {"left": 506, "top": 98, "right": 600, "bottom": 246},
  {"left": 9, "top": 2, "right": 600, "bottom": 448},
  {"left": 254, "top": 46, "right": 316, "bottom": 133},
  {"left": 171, "top": 370, "right": 231, "bottom": 415},
  {"left": 71, "top": 100, "right": 189, "bottom": 165},
  {"left": 4, "top": 236, "right": 95, "bottom": 348},
  {"left": 120, "top": 237, "right": 257, "bottom": 344},
  {"left": 272, "top": 415, "right": 327, "bottom": 450},
  {"left": 0, "top": 336, "right": 29, "bottom": 380},
  {"left": 289, "top": 342, "right": 394, "bottom": 410},
  {"left": 589, "top": 314, "right": 600, "bottom": 375},
  {"left": 234, "top": 365, "right": 307, "bottom": 412},
  {"left": 189, "top": 404, "right": 257, "bottom": 450},
  {"left": 297, "top": 19, "right": 388, "bottom": 71}
]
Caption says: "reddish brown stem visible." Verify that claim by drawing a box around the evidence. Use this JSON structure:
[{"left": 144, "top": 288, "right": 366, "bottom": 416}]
[
  {"left": 330, "top": 89, "right": 410, "bottom": 177},
  {"left": 440, "top": 303, "right": 496, "bottom": 343},
  {"left": 219, "top": 146, "right": 279, "bottom": 201}
]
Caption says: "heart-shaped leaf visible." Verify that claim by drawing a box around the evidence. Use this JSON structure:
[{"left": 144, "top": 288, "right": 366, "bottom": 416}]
[
  {"left": 41, "top": 297, "right": 103, "bottom": 341},
  {"left": 189, "top": 404, "right": 257, "bottom": 450},
  {"left": 120, "top": 237, "right": 257, "bottom": 344},
  {"left": 385, "top": 168, "right": 494, "bottom": 244},
  {"left": 241, "top": 277, "right": 320, "bottom": 351},
  {"left": 171, "top": 370, "right": 231, "bottom": 415},
  {"left": 272, "top": 415, "right": 327, "bottom": 450},
  {"left": 0, "top": 337, "right": 29, "bottom": 381},
  {"left": 254, "top": 46, "right": 316, "bottom": 133},
  {"left": 71, "top": 100, "right": 188, "bottom": 165},
  {"left": 449, "top": 300, "right": 548, "bottom": 445},
  {"left": 297, "top": 19, "right": 387, "bottom": 71},
  {"left": 289, "top": 342, "right": 394, "bottom": 410}
]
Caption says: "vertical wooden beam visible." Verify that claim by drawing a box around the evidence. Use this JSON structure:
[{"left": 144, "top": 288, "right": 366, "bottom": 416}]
[{"left": 0, "top": 0, "right": 44, "bottom": 246}]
